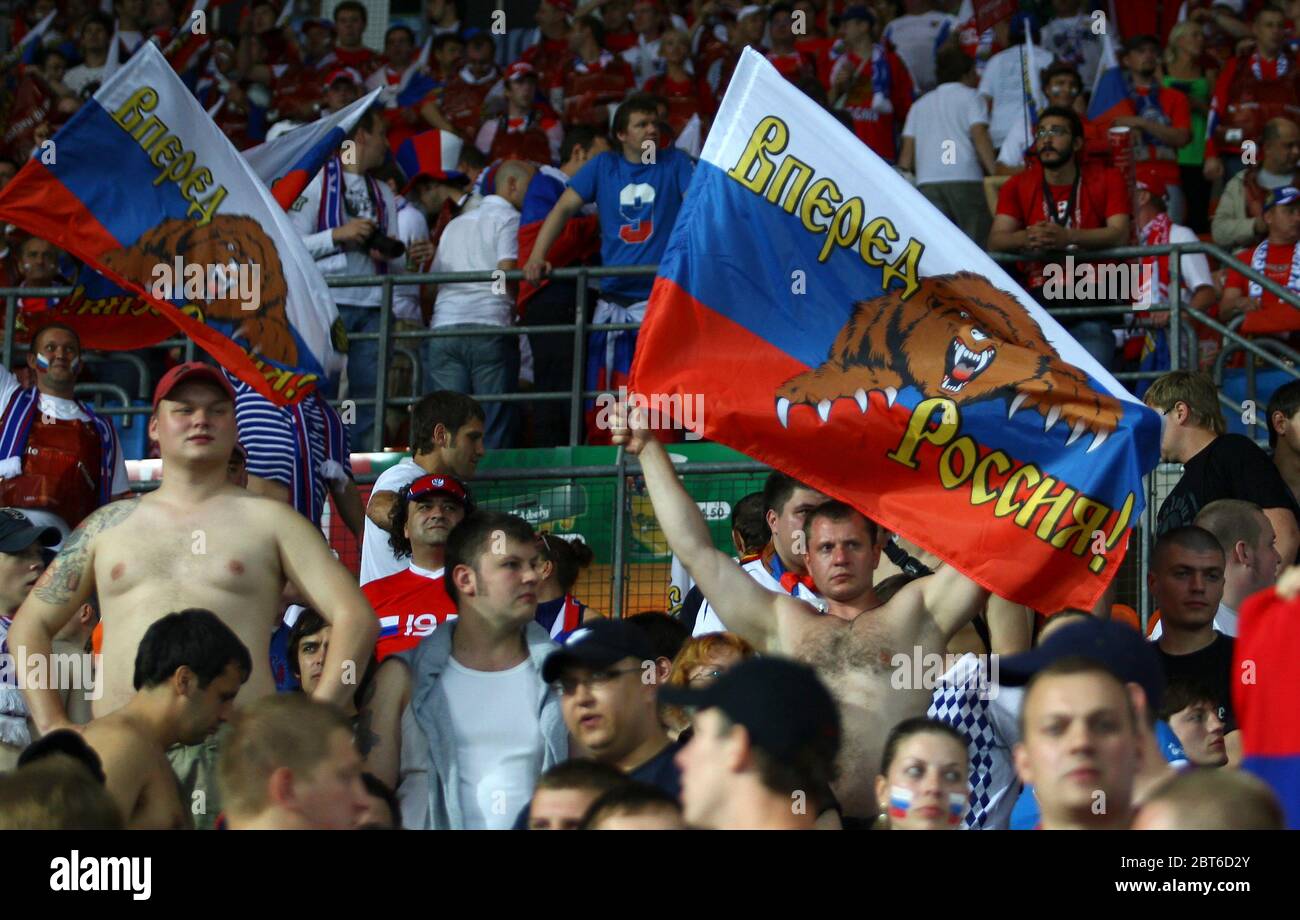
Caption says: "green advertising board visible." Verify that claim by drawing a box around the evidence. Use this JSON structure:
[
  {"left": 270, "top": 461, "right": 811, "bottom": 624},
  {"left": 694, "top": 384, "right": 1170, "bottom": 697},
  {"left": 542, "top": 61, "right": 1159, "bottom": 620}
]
[{"left": 350, "top": 444, "right": 770, "bottom": 565}]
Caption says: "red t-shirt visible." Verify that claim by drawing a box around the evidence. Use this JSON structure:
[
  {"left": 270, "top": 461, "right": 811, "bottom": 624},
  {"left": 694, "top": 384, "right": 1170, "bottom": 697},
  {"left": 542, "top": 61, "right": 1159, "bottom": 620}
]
[
  {"left": 361, "top": 564, "right": 458, "bottom": 661},
  {"left": 521, "top": 36, "right": 571, "bottom": 92},
  {"left": 1225, "top": 242, "right": 1300, "bottom": 334},
  {"left": 995, "top": 162, "right": 1130, "bottom": 288},
  {"left": 1089, "top": 84, "right": 1191, "bottom": 186},
  {"left": 333, "top": 44, "right": 380, "bottom": 77},
  {"left": 826, "top": 48, "right": 914, "bottom": 163}
]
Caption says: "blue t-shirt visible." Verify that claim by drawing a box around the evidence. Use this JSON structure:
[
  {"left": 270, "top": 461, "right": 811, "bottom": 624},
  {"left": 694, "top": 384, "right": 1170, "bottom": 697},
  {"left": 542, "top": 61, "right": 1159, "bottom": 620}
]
[{"left": 566, "top": 147, "right": 695, "bottom": 300}]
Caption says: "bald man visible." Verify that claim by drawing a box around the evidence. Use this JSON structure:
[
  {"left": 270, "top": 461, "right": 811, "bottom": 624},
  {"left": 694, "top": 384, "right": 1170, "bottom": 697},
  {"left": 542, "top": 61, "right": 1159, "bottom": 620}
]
[{"left": 427, "top": 157, "right": 537, "bottom": 449}]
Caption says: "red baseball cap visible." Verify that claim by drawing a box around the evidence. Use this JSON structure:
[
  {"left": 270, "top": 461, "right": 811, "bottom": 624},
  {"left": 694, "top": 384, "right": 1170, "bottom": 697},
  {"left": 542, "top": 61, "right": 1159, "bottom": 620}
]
[
  {"left": 152, "top": 362, "right": 237, "bottom": 409},
  {"left": 323, "top": 67, "right": 363, "bottom": 91},
  {"left": 503, "top": 61, "right": 537, "bottom": 83},
  {"left": 1136, "top": 177, "right": 1167, "bottom": 199},
  {"left": 407, "top": 473, "right": 468, "bottom": 505}
]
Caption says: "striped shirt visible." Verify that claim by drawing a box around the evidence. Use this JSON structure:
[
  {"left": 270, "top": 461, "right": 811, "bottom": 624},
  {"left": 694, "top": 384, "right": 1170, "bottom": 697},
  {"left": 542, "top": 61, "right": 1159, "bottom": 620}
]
[{"left": 225, "top": 373, "right": 352, "bottom": 524}]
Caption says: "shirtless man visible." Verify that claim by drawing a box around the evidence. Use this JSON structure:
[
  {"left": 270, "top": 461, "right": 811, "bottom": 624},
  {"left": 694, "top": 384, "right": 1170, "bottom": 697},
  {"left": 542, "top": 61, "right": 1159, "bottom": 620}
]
[
  {"left": 81, "top": 608, "right": 250, "bottom": 829},
  {"left": 9, "top": 362, "right": 379, "bottom": 730},
  {"left": 615, "top": 415, "right": 990, "bottom": 819}
]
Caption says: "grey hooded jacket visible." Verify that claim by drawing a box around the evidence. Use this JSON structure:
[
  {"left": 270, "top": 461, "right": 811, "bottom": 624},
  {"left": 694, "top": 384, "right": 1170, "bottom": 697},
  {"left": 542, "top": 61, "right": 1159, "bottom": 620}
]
[{"left": 395, "top": 620, "right": 567, "bottom": 830}]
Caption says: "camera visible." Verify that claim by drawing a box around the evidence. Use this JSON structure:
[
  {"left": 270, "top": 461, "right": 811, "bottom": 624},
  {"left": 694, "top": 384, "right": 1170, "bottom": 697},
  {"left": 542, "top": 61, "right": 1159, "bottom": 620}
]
[
  {"left": 344, "top": 198, "right": 407, "bottom": 260},
  {"left": 365, "top": 231, "right": 406, "bottom": 260}
]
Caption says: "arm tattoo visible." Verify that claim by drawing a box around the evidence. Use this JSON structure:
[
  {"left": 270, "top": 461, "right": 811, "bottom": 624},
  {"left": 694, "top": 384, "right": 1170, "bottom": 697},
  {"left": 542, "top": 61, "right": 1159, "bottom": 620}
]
[{"left": 32, "top": 500, "right": 139, "bottom": 605}]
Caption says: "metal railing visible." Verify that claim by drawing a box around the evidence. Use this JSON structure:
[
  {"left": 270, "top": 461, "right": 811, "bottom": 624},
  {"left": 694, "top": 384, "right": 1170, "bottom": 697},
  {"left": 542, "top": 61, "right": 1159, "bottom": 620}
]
[{"left": 9, "top": 240, "right": 1300, "bottom": 622}]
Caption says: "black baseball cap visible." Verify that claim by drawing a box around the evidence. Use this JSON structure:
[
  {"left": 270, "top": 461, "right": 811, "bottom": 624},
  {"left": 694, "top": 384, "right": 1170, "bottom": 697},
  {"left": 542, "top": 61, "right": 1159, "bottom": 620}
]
[
  {"left": 541, "top": 619, "right": 658, "bottom": 684},
  {"left": 0, "top": 508, "right": 60, "bottom": 554},
  {"left": 998, "top": 617, "right": 1165, "bottom": 711},
  {"left": 659, "top": 657, "right": 841, "bottom": 764}
]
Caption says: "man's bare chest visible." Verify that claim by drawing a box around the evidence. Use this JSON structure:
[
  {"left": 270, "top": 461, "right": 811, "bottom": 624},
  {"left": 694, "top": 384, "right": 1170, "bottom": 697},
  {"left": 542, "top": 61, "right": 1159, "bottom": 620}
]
[{"left": 95, "top": 510, "right": 277, "bottom": 596}]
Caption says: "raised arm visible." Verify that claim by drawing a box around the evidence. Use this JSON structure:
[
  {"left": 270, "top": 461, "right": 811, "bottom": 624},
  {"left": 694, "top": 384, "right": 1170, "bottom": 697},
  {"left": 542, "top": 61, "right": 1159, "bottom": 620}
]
[
  {"left": 366, "top": 490, "right": 400, "bottom": 531},
  {"left": 902, "top": 563, "right": 991, "bottom": 643},
  {"left": 521, "top": 188, "right": 586, "bottom": 284},
  {"left": 612, "top": 413, "right": 789, "bottom": 651},
  {"left": 11, "top": 501, "right": 134, "bottom": 733},
  {"left": 274, "top": 507, "right": 379, "bottom": 709},
  {"left": 330, "top": 477, "right": 367, "bottom": 540}
]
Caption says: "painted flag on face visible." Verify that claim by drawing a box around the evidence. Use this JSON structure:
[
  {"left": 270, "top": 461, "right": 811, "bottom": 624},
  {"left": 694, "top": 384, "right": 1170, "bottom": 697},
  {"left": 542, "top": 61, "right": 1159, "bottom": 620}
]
[
  {"left": 630, "top": 49, "right": 1161, "bottom": 614},
  {"left": 0, "top": 42, "right": 344, "bottom": 405},
  {"left": 1234, "top": 587, "right": 1300, "bottom": 829}
]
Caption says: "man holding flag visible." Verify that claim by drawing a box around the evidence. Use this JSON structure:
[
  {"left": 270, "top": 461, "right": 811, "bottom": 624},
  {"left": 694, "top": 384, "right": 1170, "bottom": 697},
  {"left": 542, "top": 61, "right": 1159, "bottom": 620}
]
[
  {"left": 1089, "top": 34, "right": 1192, "bottom": 224},
  {"left": 622, "top": 47, "right": 1161, "bottom": 818},
  {"left": 365, "top": 23, "right": 444, "bottom": 152},
  {"left": 614, "top": 412, "right": 989, "bottom": 821}
]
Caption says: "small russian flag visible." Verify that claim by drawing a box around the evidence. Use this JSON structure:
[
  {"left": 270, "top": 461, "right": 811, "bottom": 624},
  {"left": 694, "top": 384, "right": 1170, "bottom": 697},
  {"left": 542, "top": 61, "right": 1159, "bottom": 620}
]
[
  {"left": 887, "top": 786, "right": 913, "bottom": 820},
  {"left": 378, "top": 615, "right": 401, "bottom": 638}
]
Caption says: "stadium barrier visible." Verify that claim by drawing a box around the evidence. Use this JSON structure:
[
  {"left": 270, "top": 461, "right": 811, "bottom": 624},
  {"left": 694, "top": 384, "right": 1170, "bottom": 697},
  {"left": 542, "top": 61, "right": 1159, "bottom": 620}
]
[{"left": 4, "top": 242, "right": 1299, "bottom": 626}]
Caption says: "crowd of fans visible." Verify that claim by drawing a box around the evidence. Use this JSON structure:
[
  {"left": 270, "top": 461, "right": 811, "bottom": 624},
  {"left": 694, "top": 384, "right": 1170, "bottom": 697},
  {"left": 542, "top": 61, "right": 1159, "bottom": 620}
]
[
  {"left": 0, "top": 366, "right": 1291, "bottom": 832},
  {"left": 5, "top": 0, "right": 1300, "bottom": 446},
  {"left": 0, "top": 0, "right": 1297, "bottom": 833}
]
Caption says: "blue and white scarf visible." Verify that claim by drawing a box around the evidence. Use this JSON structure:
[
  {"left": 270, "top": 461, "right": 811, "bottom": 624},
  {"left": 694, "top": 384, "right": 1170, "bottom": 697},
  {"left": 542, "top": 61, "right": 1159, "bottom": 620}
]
[
  {"left": 289, "top": 393, "right": 349, "bottom": 526},
  {"left": 316, "top": 156, "right": 391, "bottom": 274}
]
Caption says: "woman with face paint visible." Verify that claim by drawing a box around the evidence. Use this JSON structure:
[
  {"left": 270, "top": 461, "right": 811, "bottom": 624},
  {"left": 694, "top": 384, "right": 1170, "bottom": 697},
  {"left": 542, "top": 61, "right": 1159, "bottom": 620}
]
[{"left": 873, "top": 718, "right": 970, "bottom": 830}]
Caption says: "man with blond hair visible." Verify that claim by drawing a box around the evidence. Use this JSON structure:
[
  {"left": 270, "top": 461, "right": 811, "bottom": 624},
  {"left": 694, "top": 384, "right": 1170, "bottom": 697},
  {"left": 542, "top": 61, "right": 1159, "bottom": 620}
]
[{"left": 1144, "top": 370, "right": 1300, "bottom": 564}]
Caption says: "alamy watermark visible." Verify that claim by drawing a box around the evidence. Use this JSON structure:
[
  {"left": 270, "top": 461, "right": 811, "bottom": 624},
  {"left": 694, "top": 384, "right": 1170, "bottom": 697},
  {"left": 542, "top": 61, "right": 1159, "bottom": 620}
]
[
  {"left": 1041, "top": 255, "right": 1157, "bottom": 309},
  {"left": 890, "top": 646, "right": 1000, "bottom": 700},
  {"left": 0, "top": 647, "right": 102, "bottom": 699},
  {"left": 150, "top": 256, "right": 261, "bottom": 311},
  {"left": 593, "top": 385, "right": 705, "bottom": 440}
]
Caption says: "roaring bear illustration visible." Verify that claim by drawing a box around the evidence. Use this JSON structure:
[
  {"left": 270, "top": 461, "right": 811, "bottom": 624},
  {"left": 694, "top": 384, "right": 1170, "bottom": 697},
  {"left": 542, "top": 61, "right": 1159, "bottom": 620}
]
[
  {"left": 775, "top": 272, "right": 1123, "bottom": 452},
  {"left": 100, "top": 214, "right": 297, "bottom": 365}
]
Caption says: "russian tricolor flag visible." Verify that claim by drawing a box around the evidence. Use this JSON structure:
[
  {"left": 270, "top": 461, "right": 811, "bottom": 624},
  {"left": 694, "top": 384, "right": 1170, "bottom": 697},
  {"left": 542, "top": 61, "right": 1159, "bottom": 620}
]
[
  {"left": 378, "top": 615, "right": 401, "bottom": 639},
  {"left": 0, "top": 42, "right": 343, "bottom": 405},
  {"left": 1235, "top": 587, "right": 1300, "bottom": 829},
  {"left": 1086, "top": 31, "right": 1125, "bottom": 122},
  {"left": 243, "top": 87, "right": 382, "bottom": 208},
  {"left": 631, "top": 49, "right": 1161, "bottom": 614}
]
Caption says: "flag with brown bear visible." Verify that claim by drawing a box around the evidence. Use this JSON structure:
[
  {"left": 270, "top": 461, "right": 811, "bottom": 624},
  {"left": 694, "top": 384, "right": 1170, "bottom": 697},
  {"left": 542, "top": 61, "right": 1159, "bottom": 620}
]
[
  {"left": 0, "top": 42, "right": 344, "bottom": 405},
  {"left": 630, "top": 49, "right": 1163, "bottom": 614}
]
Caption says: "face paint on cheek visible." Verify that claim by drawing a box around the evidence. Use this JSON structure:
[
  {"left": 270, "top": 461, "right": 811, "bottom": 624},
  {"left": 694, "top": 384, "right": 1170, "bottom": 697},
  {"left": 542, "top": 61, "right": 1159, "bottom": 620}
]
[
  {"left": 948, "top": 792, "right": 966, "bottom": 826},
  {"left": 887, "top": 785, "right": 913, "bottom": 820},
  {"left": 35, "top": 353, "right": 50, "bottom": 370}
]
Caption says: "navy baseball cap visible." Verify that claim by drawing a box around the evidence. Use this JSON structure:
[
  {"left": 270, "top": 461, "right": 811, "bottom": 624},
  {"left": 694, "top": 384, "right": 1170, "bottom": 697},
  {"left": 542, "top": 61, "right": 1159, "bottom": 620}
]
[
  {"left": 660, "top": 657, "right": 841, "bottom": 764},
  {"left": 1265, "top": 186, "right": 1300, "bottom": 211},
  {"left": 998, "top": 617, "right": 1165, "bottom": 711},
  {"left": 0, "top": 508, "right": 60, "bottom": 554},
  {"left": 542, "top": 619, "right": 658, "bottom": 683}
]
